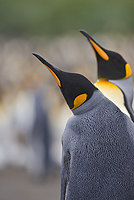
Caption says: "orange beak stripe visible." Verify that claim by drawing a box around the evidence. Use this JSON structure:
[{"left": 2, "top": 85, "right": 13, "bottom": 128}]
[
  {"left": 90, "top": 39, "right": 109, "bottom": 61},
  {"left": 45, "top": 65, "right": 61, "bottom": 87}
]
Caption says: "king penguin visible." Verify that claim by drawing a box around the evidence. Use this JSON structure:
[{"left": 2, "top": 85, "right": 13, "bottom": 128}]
[
  {"left": 80, "top": 30, "right": 134, "bottom": 122},
  {"left": 33, "top": 53, "right": 134, "bottom": 200}
]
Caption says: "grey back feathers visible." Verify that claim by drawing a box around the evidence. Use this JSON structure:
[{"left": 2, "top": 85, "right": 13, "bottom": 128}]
[{"left": 61, "top": 91, "right": 134, "bottom": 200}]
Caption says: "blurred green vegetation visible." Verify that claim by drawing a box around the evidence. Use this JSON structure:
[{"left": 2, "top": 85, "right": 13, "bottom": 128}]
[{"left": 0, "top": 0, "right": 134, "bottom": 37}]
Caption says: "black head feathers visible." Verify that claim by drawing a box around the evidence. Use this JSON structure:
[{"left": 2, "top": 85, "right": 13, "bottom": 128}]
[
  {"left": 80, "top": 30, "right": 132, "bottom": 80},
  {"left": 33, "top": 53, "right": 98, "bottom": 111}
]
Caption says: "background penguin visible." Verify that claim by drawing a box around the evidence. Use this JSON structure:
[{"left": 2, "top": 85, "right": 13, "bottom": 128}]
[
  {"left": 33, "top": 53, "right": 134, "bottom": 200},
  {"left": 80, "top": 30, "right": 134, "bottom": 122}
]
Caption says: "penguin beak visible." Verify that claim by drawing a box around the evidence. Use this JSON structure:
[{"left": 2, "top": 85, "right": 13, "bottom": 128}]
[
  {"left": 80, "top": 30, "right": 109, "bottom": 61},
  {"left": 33, "top": 53, "right": 61, "bottom": 87}
]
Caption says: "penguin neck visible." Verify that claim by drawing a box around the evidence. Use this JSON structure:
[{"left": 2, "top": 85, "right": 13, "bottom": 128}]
[
  {"left": 96, "top": 78, "right": 108, "bottom": 84},
  {"left": 98, "top": 78, "right": 108, "bottom": 81},
  {"left": 109, "top": 76, "right": 134, "bottom": 121},
  {"left": 72, "top": 90, "right": 105, "bottom": 115},
  {"left": 109, "top": 76, "right": 133, "bottom": 106}
]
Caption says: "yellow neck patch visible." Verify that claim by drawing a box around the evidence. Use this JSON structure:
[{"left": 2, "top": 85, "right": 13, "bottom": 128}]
[
  {"left": 95, "top": 79, "right": 130, "bottom": 118},
  {"left": 45, "top": 65, "right": 61, "bottom": 87},
  {"left": 90, "top": 39, "right": 109, "bottom": 61},
  {"left": 124, "top": 63, "right": 132, "bottom": 79},
  {"left": 71, "top": 93, "right": 88, "bottom": 110}
]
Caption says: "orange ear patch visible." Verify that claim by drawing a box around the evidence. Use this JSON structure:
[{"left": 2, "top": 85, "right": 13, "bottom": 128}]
[
  {"left": 71, "top": 93, "right": 87, "bottom": 110},
  {"left": 90, "top": 39, "right": 109, "bottom": 61},
  {"left": 124, "top": 63, "right": 132, "bottom": 79},
  {"left": 45, "top": 66, "right": 61, "bottom": 87}
]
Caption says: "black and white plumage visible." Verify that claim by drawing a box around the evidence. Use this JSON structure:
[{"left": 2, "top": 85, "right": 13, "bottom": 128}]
[
  {"left": 33, "top": 53, "right": 134, "bottom": 200},
  {"left": 80, "top": 30, "right": 134, "bottom": 122},
  {"left": 61, "top": 91, "right": 134, "bottom": 200}
]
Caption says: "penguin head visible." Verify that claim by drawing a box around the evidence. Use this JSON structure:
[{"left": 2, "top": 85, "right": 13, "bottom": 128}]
[
  {"left": 80, "top": 30, "right": 132, "bottom": 80},
  {"left": 33, "top": 53, "right": 98, "bottom": 111}
]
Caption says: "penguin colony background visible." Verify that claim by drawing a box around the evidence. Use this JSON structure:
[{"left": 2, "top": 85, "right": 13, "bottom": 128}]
[{"left": 33, "top": 30, "right": 134, "bottom": 200}]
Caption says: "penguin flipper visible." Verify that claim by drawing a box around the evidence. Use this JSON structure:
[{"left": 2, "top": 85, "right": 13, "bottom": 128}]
[{"left": 60, "top": 149, "right": 71, "bottom": 200}]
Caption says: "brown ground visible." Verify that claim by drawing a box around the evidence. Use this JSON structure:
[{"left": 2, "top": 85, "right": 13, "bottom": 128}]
[{"left": 0, "top": 167, "right": 60, "bottom": 200}]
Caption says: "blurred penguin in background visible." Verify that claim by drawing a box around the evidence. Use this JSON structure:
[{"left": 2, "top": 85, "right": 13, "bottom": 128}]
[
  {"left": 80, "top": 30, "right": 134, "bottom": 122},
  {"left": 27, "top": 89, "right": 52, "bottom": 180},
  {"left": 33, "top": 53, "right": 134, "bottom": 200}
]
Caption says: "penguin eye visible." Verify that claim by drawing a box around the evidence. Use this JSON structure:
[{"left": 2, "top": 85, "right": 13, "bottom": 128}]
[{"left": 71, "top": 93, "right": 88, "bottom": 110}]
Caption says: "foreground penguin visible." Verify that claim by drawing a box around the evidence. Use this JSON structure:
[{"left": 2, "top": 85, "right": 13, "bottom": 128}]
[
  {"left": 33, "top": 53, "right": 134, "bottom": 200},
  {"left": 80, "top": 30, "right": 134, "bottom": 122}
]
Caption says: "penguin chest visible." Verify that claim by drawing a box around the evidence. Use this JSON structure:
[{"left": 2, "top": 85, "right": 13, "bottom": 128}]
[{"left": 95, "top": 79, "right": 130, "bottom": 118}]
